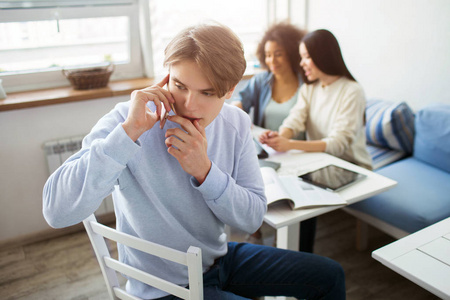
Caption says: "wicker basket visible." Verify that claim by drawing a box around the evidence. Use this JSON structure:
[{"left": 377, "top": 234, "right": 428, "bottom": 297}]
[{"left": 63, "top": 64, "right": 114, "bottom": 90}]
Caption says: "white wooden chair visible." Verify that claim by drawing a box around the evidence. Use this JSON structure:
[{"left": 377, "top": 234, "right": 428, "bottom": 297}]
[{"left": 83, "top": 214, "right": 203, "bottom": 300}]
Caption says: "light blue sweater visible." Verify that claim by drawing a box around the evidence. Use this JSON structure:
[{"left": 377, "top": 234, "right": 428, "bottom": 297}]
[{"left": 43, "top": 101, "right": 267, "bottom": 299}]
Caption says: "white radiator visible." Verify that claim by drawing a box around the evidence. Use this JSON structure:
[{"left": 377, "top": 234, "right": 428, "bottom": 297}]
[
  {"left": 43, "top": 135, "right": 84, "bottom": 175},
  {"left": 43, "top": 135, "right": 114, "bottom": 215}
]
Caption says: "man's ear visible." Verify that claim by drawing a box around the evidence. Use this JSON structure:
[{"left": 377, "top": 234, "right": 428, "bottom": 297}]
[{"left": 224, "top": 85, "right": 237, "bottom": 100}]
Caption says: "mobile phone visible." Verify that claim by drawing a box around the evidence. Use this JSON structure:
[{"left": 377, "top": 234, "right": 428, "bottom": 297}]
[
  {"left": 160, "top": 103, "right": 176, "bottom": 129},
  {"left": 253, "top": 138, "right": 269, "bottom": 159}
]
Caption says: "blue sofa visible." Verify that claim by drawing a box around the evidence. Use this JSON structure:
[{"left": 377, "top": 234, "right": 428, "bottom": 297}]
[{"left": 344, "top": 102, "right": 450, "bottom": 248}]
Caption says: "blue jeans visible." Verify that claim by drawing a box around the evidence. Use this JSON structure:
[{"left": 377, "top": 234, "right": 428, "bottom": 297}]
[{"left": 156, "top": 242, "right": 345, "bottom": 300}]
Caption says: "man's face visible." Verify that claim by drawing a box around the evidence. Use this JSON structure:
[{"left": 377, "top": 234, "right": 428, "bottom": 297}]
[{"left": 168, "top": 60, "right": 233, "bottom": 128}]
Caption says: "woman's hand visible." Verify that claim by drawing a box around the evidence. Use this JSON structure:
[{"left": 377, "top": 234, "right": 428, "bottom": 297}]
[
  {"left": 165, "top": 116, "right": 211, "bottom": 184},
  {"left": 259, "top": 130, "right": 278, "bottom": 144},
  {"left": 122, "top": 74, "right": 175, "bottom": 141},
  {"left": 260, "top": 130, "right": 292, "bottom": 152}
]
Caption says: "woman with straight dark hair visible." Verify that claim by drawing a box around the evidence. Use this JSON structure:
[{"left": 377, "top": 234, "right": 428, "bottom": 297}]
[
  {"left": 259, "top": 29, "right": 372, "bottom": 252},
  {"left": 299, "top": 29, "right": 355, "bottom": 83}
]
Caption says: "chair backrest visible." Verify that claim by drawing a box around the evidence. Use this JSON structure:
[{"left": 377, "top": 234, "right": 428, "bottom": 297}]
[{"left": 83, "top": 214, "right": 203, "bottom": 300}]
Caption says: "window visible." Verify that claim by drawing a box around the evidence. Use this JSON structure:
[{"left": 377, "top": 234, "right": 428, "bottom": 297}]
[
  {"left": 0, "top": 16, "right": 129, "bottom": 72},
  {"left": 0, "top": 2, "right": 143, "bottom": 92},
  {"left": 0, "top": 0, "right": 298, "bottom": 93},
  {"left": 149, "top": 0, "right": 270, "bottom": 78}
]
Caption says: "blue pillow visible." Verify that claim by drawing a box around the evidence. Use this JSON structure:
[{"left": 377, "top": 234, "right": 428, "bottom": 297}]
[
  {"left": 414, "top": 103, "right": 450, "bottom": 173},
  {"left": 365, "top": 99, "right": 415, "bottom": 153}
]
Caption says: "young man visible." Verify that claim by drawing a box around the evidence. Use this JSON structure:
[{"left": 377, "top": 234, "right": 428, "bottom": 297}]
[{"left": 43, "top": 23, "right": 345, "bottom": 299}]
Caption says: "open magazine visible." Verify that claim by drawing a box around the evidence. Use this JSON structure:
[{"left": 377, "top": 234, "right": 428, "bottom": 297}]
[{"left": 260, "top": 167, "right": 347, "bottom": 210}]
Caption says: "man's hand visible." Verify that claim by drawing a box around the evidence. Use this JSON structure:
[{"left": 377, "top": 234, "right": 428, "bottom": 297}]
[
  {"left": 122, "top": 74, "right": 174, "bottom": 141},
  {"left": 164, "top": 116, "right": 211, "bottom": 184}
]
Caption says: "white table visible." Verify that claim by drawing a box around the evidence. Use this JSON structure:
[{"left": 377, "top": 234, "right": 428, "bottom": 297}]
[
  {"left": 372, "top": 217, "right": 450, "bottom": 299},
  {"left": 253, "top": 128, "right": 397, "bottom": 300},
  {"left": 260, "top": 150, "right": 397, "bottom": 251}
]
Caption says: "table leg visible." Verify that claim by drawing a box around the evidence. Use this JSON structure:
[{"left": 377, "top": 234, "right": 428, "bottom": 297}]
[
  {"left": 272, "top": 223, "right": 302, "bottom": 300},
  {"left": 276, "top": 223, "right": 300, "bottom": 251}
]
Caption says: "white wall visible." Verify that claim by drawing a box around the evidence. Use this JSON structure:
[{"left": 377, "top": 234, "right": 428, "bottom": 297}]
[
  {"left": 2, "top": 0, "right": 450, "bottom": 243},
  {"left": 294, "top": 0, "right": 450, "bottom": 111},
  {"left": 0, "top": 96, "right": 127, "bottom": 242}
]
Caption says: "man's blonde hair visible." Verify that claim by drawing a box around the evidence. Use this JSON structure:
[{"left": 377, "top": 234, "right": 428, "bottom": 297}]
[{"left": 163, "top": 23, "right": 246, "bottom": 98}]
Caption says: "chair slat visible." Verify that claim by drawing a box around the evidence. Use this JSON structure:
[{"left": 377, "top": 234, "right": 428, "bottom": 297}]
[
  {"left": 90, "top": 221, "right": 187, "bottom": 265},
  {"left": 113, "top": 287, "right": 143, "bottom": 300},
  {"left": 104, "top": 257, "right": 189, "bottom": 300},
  {"left": 113, "top": 287, "right": 142, "bottom": 300}
]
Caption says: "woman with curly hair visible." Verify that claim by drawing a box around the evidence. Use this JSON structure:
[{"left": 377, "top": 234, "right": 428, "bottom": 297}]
[{"left": 232, "top": 22, "right": 306, "bottom": 131}]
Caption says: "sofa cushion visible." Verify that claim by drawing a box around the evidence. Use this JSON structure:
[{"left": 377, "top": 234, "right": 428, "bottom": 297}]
[
  {"left": 414, "top": 103, "right": 450, "bottom": 173},
  {"left": 349, "top": 157, "right": 450, "bottom": 233},
  {"left": 365, "top": 99, "right": 415, "bottom": 153},
  {"left": 366, "top": 144, "right": 408, "bottom": 170}
]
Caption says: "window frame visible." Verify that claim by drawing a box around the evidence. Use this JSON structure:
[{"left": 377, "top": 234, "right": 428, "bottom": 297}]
[
  {"left": 0, "top": 0, "right": 300, "bottom": 95},
  {"left": 0, "top": 4, "right": 143, "bottom": 93}
]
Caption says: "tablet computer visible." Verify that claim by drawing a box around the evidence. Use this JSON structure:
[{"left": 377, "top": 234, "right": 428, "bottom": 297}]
[{"left": 298, "top": 164, "right": 366, "bottom": 192}]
